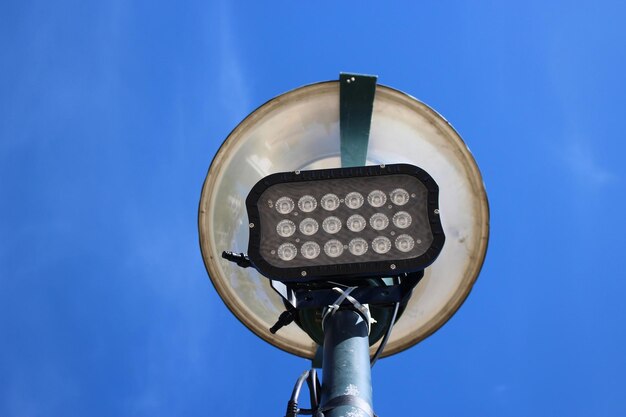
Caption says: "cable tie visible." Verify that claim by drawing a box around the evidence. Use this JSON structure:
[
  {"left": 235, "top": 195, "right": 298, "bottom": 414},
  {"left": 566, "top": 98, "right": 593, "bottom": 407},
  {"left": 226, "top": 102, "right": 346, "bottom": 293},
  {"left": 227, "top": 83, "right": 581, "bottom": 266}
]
[{"left": 322, "top": 287, "right": 376, "bottom": 334}]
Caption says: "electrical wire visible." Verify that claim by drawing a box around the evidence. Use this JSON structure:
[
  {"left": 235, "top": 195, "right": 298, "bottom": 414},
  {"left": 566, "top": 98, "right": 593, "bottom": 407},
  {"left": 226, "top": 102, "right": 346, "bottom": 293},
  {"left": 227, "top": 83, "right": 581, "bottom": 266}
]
[
  {"left": 306, "top": 369, "right": 319, "bottom": 409},
  {"left": 286, "top": 369, "right": 321, "bottom": 417},
  {"left": 370, "top": 301, "right": 400, "bottom": 367}
]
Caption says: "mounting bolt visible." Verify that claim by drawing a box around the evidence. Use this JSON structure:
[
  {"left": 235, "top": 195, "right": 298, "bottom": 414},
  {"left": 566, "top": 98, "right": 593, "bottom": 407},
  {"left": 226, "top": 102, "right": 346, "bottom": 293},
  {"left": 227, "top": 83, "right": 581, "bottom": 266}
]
[
  {"left": 249, "top": 223, "right": 254, "bottom": 228},
  {"left": 301, "top": 271, "right": 307, "bottom": 277},
  {"left": 390, "top": 264, "right": 396, "bottom": 270}
]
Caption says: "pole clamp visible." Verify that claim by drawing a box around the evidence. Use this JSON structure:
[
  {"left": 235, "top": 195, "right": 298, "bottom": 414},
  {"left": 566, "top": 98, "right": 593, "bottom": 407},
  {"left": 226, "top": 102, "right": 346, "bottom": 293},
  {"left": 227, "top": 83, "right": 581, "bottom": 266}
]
[
  {"left": 322, "top": 287, "right": 377, "bottom": 335},
  {"left": 315, "top": 394, "right": 375, "bottom": 417}
]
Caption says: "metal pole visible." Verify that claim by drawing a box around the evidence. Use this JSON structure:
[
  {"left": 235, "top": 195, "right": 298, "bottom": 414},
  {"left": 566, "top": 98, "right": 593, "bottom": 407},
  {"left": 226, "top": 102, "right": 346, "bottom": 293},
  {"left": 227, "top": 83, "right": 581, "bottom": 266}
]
[{"left": 319, "top": 309, "right": 373, "bottom": 417}]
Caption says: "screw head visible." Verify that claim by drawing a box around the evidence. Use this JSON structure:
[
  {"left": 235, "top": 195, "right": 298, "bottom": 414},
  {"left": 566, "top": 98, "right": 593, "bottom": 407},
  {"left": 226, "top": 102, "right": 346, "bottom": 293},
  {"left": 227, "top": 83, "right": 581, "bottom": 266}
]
[{"left": 249, "top": 223, "right": 254, "bottom": 228}]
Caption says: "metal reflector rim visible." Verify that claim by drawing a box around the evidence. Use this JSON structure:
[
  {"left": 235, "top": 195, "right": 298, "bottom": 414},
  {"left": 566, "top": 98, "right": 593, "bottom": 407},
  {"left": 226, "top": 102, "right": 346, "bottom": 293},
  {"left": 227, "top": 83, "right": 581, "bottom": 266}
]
[{"left": 198, "top": 80, "right": 490, "bottom": 359}]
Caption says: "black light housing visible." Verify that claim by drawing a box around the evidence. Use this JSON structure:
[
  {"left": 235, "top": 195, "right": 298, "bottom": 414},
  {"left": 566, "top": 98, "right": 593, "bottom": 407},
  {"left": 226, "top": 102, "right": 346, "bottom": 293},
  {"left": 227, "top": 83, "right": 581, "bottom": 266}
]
[{"left": 245, "top": 163, "right": 445, "bottom": 283}]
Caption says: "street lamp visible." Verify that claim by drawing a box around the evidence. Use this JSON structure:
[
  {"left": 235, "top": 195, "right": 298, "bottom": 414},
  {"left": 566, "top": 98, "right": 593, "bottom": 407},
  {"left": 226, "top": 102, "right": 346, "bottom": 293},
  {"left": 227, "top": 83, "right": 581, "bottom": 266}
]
[{"left": 198, "top": 73, "right": 489, "bottom": 416}]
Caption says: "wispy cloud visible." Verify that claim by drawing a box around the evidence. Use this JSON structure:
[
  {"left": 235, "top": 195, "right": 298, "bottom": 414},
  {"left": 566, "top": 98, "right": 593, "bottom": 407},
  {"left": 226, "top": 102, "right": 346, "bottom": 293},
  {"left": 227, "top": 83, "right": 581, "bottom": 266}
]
[
  {"left": 562, "top": 140, "right": 615, "bottom": 186},
  {"left": 543, "top": 15, "right": 618, "bottom": 188},
  {"left": 216, "top": 1, "right": 251, "bottom": 123},
  {"left": 493, "top": 384, "right": 508, "bottom": 394}
]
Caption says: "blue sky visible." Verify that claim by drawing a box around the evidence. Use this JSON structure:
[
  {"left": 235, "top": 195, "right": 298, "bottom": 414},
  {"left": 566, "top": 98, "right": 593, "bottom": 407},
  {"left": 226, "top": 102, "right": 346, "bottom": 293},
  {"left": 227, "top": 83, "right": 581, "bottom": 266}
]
[{"left": 1, "top": 1, "right": 625, "bottom": 416}]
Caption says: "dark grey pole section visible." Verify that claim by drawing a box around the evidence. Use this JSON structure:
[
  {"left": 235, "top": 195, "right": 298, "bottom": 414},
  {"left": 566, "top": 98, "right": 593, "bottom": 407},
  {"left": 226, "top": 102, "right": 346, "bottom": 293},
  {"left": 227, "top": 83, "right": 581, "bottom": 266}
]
[{"left": 319, "top": 309, "right": 373, "bottom": 417}]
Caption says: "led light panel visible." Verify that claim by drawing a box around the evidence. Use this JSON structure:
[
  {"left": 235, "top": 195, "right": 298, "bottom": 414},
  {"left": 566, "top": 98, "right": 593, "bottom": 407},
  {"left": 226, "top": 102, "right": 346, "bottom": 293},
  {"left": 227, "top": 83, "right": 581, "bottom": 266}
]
[{"left": 246, "top": 163, "right": 444, "bottom": 283}]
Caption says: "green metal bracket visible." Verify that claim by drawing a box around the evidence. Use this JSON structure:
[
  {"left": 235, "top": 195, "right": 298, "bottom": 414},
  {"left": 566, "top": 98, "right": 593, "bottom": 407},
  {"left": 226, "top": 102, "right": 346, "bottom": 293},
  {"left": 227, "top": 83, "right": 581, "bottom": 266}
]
[{"left": 340, "top": 73, "right": 378, "bottom": 168}]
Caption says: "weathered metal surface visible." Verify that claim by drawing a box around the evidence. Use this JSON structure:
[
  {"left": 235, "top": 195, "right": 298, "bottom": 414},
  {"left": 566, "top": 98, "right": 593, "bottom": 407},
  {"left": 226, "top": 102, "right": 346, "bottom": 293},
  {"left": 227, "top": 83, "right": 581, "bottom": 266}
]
[
  {"left": 320, "top": 309, "right": 373, "bottom": 417},
  {"left": 340, "top": 73, "right": 377, "bottom": 168}
]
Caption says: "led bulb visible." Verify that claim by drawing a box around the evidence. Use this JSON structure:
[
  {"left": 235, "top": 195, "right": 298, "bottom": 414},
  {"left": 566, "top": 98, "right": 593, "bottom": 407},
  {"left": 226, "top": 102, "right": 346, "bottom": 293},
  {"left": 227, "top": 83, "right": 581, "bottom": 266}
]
[
  {"left": 390, "top": 188, "right": 410, "bottom": 206},
  {"left": 298, "top": 195, "right": 317, "bottom": 213},
  {"left": 277, "top": 243, "right": 297, "bottom": 261},
  {"left": 300, "top": 241, "right": 321, "bottom": 259},
  {"left": 276, "top": 219, "right": 296, "bottom": 237},
  {"left": 395, "top": 234, "right": 415, "bottom": 252},
  {"left": 367, "top": 190, "right": 387, "bottom": 207},
  {"left": 320, "top": 193, "right": 340, "bottom": 211},
  {"left": 344, "top": 192, "right": 364, "bottom": 209},
  {"left": 370, "top": 213, "right": 389, "bottom": 231},
  {"left": 392, "top": 211, "right": 412, "bottom": 229},
  {"left": 348, "top": 238, "right": 368, "bottom": 256},
  {"left": 346, "top": 214, "right": 366, "bottom": 232},
  {"left": 372, "top": 236, "right": 391, "bottom": 254},
  {"left": 322, "top": 216, "right": 342, "bottom": 234},
  {"left": 324, "top": 239, "right": 344, "bottom": 258},
  {"left": 275, "top": 197, "right": 295, "bottom": 214},
  {"left": 299, "top": 218, "right": 319, "bottom": 236}
]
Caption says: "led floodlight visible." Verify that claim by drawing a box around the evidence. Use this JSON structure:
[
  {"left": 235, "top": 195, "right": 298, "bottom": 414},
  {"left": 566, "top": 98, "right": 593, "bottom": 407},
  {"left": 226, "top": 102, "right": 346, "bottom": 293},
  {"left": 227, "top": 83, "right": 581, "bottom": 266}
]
[{"left": 246, "top": 164, "right": 444, "bottom": 283}]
